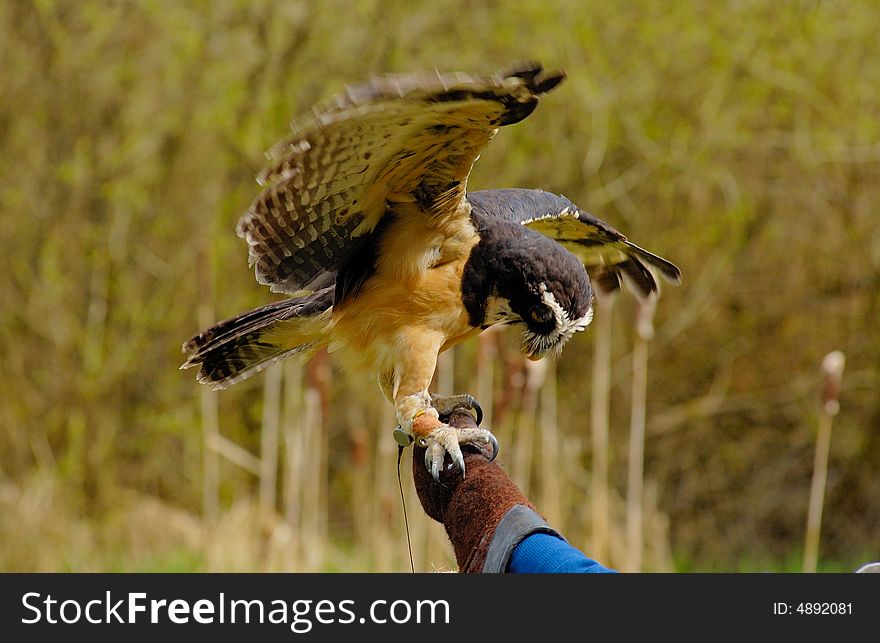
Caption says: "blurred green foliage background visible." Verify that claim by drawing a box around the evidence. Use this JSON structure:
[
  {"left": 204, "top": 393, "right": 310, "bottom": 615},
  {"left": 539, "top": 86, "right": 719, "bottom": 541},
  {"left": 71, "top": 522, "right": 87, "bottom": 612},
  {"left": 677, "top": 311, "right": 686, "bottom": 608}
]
[{"left": 1, "top": 0, "right": 878, "bottom": 572}]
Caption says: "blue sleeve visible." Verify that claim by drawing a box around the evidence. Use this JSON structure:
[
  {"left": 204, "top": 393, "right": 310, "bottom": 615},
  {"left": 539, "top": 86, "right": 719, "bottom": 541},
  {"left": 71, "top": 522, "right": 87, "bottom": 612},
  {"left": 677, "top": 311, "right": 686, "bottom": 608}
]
[{"left": 507, "top": 532, "right": 617, "bottom": 573}]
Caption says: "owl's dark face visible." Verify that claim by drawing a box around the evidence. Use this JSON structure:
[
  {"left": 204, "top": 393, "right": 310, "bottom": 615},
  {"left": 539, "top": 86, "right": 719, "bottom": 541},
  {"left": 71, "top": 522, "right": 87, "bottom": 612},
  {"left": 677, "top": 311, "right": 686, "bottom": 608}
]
[
  {"left": 516, "top": 281, "right": 594, "bottom": 360},
  {"left": 486, "top": 275, "right": 593, "bottom": 360},
  {"left": 463, "top": 223, "right": 594, "bottom": 360}
]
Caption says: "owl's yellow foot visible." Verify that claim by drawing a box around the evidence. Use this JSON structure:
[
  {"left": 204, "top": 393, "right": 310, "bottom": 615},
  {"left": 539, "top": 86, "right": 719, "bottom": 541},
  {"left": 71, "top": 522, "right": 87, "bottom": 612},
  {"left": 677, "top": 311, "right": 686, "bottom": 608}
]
[
  {"left": 422, "top": 393, "right": 493, "bottom": 480},
  {"left": 416, "top": 422, "right": 498, "bottom": 482},
  {"left": 394, "top": 393, "right": 497, "bottom": 481}
]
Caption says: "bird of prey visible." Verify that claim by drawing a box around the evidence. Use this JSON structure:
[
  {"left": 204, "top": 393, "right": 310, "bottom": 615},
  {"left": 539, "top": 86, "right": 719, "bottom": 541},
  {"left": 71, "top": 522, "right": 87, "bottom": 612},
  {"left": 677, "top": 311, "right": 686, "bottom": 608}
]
[{"left": 182, "top": 62, "right": 680, "bottom": 479}]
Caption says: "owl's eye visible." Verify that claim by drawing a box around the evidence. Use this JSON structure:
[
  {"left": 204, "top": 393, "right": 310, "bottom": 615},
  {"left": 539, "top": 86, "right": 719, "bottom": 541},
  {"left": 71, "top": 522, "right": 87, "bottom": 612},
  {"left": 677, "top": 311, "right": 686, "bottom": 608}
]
[{"left": 530, "top": 305, "right": 553, "bottom": 324}]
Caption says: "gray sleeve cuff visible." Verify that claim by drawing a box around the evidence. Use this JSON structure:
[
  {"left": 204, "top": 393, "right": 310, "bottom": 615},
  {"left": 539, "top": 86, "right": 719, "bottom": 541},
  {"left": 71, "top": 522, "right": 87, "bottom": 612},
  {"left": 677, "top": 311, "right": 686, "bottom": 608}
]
[{"left": 481, "top": 505, "right": 565, "bottom": 573}]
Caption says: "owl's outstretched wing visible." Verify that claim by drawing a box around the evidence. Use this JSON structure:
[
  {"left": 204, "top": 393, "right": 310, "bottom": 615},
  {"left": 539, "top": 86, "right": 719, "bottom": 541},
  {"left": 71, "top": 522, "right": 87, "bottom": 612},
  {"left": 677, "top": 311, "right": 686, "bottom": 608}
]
[{"left": 236, "top": 62, "right": 565, "bottom": 295}]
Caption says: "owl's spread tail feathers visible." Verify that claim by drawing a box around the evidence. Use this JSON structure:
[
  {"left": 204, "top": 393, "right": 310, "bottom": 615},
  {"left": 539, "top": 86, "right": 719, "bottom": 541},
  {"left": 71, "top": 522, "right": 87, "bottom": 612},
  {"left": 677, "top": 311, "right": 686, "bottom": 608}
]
[{"left": 181, "top": 287, "right": 333, "bottom": 390}]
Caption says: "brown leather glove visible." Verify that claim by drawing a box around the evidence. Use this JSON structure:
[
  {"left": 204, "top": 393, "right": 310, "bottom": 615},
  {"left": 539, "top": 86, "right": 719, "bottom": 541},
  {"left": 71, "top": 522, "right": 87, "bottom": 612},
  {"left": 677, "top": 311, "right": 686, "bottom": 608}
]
[{"left": 413, "top": 409, "right": 561, "bottom": 573}]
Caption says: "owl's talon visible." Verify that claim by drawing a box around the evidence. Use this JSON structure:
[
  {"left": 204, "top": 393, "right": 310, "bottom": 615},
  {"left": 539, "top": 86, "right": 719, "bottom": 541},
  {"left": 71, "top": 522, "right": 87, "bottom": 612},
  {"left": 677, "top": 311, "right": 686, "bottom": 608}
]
[
  {"left": 425, "top": 444, "right": 441, "bottom": 482},
  {"left": 424, "top": 441, "right": 464, "bottom": 482},
  {"left": 486, "top": 430, "right": 499, "bottom": 462},
  {"left": 468, "top": 396, "right": 484, "bottom": 426},
  {"left": 418, "top": 423, "right": 496, "bottom": 479},
  {"left": 430, "top": 393, "right": 484, "bottom": 425}
]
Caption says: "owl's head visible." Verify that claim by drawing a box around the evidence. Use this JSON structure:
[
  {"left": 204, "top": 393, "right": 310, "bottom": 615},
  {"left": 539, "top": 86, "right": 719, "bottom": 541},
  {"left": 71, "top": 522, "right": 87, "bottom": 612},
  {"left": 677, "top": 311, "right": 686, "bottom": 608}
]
[{"left": 463, "top": 224, "right": 593, "bottom": 359}]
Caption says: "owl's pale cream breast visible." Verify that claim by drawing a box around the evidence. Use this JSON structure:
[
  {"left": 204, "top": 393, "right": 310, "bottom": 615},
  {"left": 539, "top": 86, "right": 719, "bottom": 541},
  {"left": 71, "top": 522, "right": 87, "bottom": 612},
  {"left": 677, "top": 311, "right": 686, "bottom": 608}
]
[{"left": 328, "top": 209, "right": 479, "bottom": 378}]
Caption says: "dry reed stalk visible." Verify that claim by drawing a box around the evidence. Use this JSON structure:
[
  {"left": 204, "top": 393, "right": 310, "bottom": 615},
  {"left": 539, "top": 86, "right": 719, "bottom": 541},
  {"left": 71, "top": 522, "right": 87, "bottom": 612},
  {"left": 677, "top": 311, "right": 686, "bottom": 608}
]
[
  {"left": 199, "top": 388, "right": 220, "bottom": 524},
  {"left": 643, "top": 480, "right": 675, "bottom": 571},
  {"left": 196, "top": 243, "right": 219, "bottom": 524},
  {"left": 372, "top": 400, "right": 397, "bottom": 571},
  {"left": 591, "top": 291, "right": 616, "bottom": 563},
  {"left": 206, "top": 433, "right": 261, "bottom": 475},
  {"left": 474, "top": 330, "right": 497, "bottom": 429},
  {"left": 803, "top": 350, "right": 845, "bottom": 573},
  {"left": 348, "top": 405, "right": 371, "bottom": 559},
  {"left": 282, "top": 361, "right": 304, "bottom": 567},
  {"left": 259, "top": 363, "right": 282, "bottom": 518},
  {"left": 499, "top": 348, "right": 524, "bottom": 483},
  {"left": 513, "top": 357, "right": 545, "bottom": 495},
  {"left": 626, "top": 296, "right": 655, "bottom": 572},
  {"left": 300, "top": 358, "right": 325, "bottom": 570},
  {"left": 539, "top": 359, "right": 561, "bottom": 526},
  {"left": 314, "top": 355, "right": 332, "bottom": 562}
]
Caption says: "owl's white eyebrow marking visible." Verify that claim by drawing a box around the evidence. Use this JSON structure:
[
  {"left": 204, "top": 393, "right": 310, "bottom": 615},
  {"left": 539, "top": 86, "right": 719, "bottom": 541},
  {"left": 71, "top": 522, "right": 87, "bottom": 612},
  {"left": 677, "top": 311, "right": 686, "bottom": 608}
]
[{"left": 522, "top": 283, "right": 593, "bottom": 357}]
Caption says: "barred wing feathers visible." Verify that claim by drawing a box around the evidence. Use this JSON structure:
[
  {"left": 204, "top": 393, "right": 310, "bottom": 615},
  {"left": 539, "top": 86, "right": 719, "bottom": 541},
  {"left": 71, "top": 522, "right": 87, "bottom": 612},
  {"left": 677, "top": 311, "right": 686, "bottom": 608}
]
[{"left": 236, "top": 63, "right": 565, "bottom": 295}]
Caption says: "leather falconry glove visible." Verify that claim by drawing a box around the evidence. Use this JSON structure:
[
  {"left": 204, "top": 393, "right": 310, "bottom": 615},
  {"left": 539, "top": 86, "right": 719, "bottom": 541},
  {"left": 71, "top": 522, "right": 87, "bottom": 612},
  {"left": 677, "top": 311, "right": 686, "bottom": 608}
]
[{"left": 412, "top": 408, "right": 563, "bottom": 573}]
